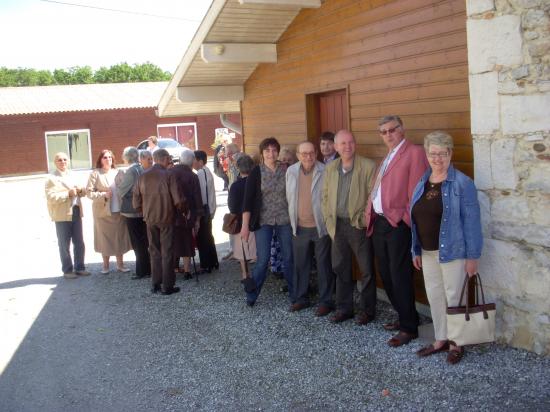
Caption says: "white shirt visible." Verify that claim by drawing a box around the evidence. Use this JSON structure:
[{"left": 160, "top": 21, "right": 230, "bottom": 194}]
[
  {"left": 373, "top": 138, "right": 406, "bottom": 214},
  {"left": 196, "top": 166, "right": 216, "bottom": 216}
]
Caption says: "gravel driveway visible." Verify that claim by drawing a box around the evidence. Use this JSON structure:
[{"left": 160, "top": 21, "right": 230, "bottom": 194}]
[{"left": 0, "top": 172, "right": 549, "bottom": 411}]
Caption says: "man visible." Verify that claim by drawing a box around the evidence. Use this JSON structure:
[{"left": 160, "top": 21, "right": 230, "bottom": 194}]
[
  {"left": 321, "top": 130, "right": 377, "bottom": 324},
  {"left": 118, "top": 146, "right": 151, "bottom": 280},
  {"left": 365, "top": 115, "right": 429, "bottom": 347},
  {"left": 193, "top": 150, "right": 219, "bottom": 273},
  {"left": 286, "top": 141, "right": 335, "bottom": 316},
  {"left": 319, "top": 131, "right": 339, "bottom": 164},
  {"left": 133, "top": 149, "right": 184, "bottom": 295},
  {"left": 139, "top": 150, "right": 153, "bottom": 170},
  {"left": 45, "top": 152, "right": 90, "bottom": 279}
]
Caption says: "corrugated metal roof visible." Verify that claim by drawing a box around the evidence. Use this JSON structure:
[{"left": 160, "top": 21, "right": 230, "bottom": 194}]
[{"left": 0, "top": 81, "right": 168, "bottom": 116}]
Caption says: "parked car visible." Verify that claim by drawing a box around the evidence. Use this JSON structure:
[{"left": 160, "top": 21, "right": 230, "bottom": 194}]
[{"left": 136, "top": 138, "right": 187, "bottom": 164}]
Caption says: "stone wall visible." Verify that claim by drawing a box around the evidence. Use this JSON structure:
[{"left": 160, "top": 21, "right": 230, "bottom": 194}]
[{"left": 466, "top": 0, "right": 550, "bottom": 354}]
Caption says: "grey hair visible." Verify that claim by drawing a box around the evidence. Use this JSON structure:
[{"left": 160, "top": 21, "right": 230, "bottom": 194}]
[
  {"left": 232, "top": 151, "right": 245, "bottom": 163},
  {"left": 424, "top": 131, "right": 454, "bottom": 152},
  {"left": 378, "top": 115, "right": 403, "bottom": 127},
  {"left": 139, "top": 150, "right": 152, "bottom": 161},
  {"left": 179, "top": 149, "right": 195, "bottom": 166},
  {"left": 153, "top": 149, "right": 170, "bottom": 163},
  {"left": 226, "top": 143, "right": 240, "bottom": 156},
  {"left": 236, "top": 154, "right": 254, "bottom": 175},
  {"left": 122, "top": 146, "right": 139, "bottom": 164}
]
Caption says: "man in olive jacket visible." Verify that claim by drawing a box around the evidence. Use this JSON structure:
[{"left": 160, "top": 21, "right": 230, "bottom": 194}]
[
  {"left": 321, "top": 130, "right": 377, "bottom": 324},
  {"left": 45, "top": 152, "right": 90, "bottom": 279},
  {"left": 133, "top": 149, "right": 184, "bottom": 295}
]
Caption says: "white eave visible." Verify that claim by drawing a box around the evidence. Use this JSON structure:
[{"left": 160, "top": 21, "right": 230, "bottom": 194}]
[{"left": 157, "top": 0, "right": 321, "bottom": 117}]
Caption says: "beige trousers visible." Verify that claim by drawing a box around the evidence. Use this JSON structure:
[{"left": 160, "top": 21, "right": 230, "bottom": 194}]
[{"left": 421, "top": 249, "right": 465, "bottom": 341}]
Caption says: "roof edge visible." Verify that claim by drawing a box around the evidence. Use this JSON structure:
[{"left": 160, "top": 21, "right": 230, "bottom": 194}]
[{"left": 158, "top": 0, "right": 228, "bottom": 117}]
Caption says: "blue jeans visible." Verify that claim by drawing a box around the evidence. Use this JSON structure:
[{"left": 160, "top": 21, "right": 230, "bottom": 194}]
[
  {"left": 247, "top": 224, "right": 294, "bottom": 304},
  {"left": 55, "top": 205, "right": 85, "bottom": 274}
]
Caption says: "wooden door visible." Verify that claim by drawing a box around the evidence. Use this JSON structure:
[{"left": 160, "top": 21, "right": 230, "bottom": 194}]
[{"left": 306, "top": 88, "right": 348, "bottom": 150}]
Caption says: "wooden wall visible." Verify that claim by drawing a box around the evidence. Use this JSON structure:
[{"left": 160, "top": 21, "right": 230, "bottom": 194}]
[{"left": 241, "top": 0, "right": 471, "bottom": 175}]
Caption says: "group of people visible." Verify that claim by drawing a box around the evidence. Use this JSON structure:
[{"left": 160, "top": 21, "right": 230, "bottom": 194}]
[
  {"left": 45, "top": 145, "right": 218, "bottom": 296},
  {"left": 45, "top": 114, "right": 482, "bottom": 365}
]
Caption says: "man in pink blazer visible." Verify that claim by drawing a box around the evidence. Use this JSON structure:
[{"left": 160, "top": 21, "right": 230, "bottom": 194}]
[{"left": 365, "top": 115, "right": 429, "bottom": 347}]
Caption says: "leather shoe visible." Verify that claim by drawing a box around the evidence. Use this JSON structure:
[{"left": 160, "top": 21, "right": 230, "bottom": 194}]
[
  {"left": 161, "top": 286, "right": 181, "bottom": 295},
  {"left": 417, "top": 341, "right": 450, "bottom": 357},
  {"left": 131, "top": 274, "right": 147, "bottom": 279},
  {"left": 183, "top": 272, "right": 193, "bottom": 280},
  {"left": 383, "top": 321, "right": 400, "bottom": 331},
  {"left": 74, "top": 270, "right": 91, "bottom": 276},
  {"left": 447, "top": 346, "right": 464, "bottom": 364},
  {"left": 289, "top": 302, "right": 310, "bottom": 312},
  {"left": 330, "top": 311, "right": 354, "bottom": 323},
  {"left": 315, "top": 306, "right": 333, "bottom": 317},
  {"left": 151, "top": 284, "right": 161, "bottom": 294},
  {"left": 387, "top": 331, "right": 418, "bottom": 347},
  {"left": 355, "top": 312, "right": 373, "bottom": 326}
]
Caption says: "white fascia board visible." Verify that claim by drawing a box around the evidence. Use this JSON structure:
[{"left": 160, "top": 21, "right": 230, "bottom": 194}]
[
  {"left": 177, "top": 86, "right": 244, "bottom": 103},
  {"left": 201, "top": 43, "right": 277, "bottom": 64},
  {"left": 238, "top": 0, "right": 321, "bottom": 7}
]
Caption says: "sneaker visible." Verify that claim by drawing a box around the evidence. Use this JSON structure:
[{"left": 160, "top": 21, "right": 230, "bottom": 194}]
[
  {"left": 75, "top": 270, "right": 91, "bottom": 276},
  {"left": 63, "top": 272, "right": 78, "bottom": 279}
]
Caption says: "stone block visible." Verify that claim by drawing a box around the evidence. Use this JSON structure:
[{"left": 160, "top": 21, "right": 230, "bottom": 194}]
[
  {"left": 467, "top": 15, "right": 523, "bottom": 74},
  {"left": 491, "top": 194, "right": 529, "bottom": 222},
  {"left": 478, "top": 190, "right": 492, "bottom": 236},
  {"left": 466, "top": 0, "right": 495, "bottom": 16},
  {"left": 492, "top": 222, "right": 550, "bottom": 247},
  {"left": 473, "top": 138, "right": 494, "bottom": 189},
  {"left": 491, "top": 138, "right": 518, "bottom": 189},
  {"left": 479, "top": 238, "right": 522, "bottom": 291},
  {"left": 469, "top": 72, "right": 500, "bottom": 133},
  {"left": 510, "top": 0, "right": 543, "bottom": 9},
  {"left": 501, "top": 94, "right": 550, "bottom": 134},
  {"left": 522, "top": 9, "right": 549, "bottom": 30},
  {"left": 523, "top": 162, "right": 550, "bottom": 193},
  {"left": 511, "top": 65, "right": 529, "bottom": 80}
]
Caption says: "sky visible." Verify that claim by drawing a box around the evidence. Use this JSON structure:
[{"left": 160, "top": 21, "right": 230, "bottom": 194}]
[{"left": 0, "top": 0, "right": 212, "bottom": 73}]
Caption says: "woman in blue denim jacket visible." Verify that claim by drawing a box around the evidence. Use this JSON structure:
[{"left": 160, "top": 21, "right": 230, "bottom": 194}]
[{"left": 409, "top": 131, "right": 483, "bottom": 365}]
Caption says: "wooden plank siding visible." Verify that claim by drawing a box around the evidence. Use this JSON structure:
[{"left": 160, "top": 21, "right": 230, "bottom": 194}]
[{"left": 241, "top": 0, "right": 472, "bottom": 178}]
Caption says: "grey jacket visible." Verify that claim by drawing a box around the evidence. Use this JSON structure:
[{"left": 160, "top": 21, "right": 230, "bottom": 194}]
[{"left": 286, "top": 161, "right": 328, "bottom": 237}]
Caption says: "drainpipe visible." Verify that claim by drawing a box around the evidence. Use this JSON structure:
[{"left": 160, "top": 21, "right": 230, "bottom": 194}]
[{"left": 220, "top": 113, "right": 242, "bottom": 135}]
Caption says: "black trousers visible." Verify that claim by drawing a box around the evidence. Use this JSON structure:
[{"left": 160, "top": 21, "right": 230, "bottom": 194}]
[
  {"left": 331, "top": 218, "right": 376, "bottom": 317},
  {"left": 371, "top": 215, "right": 419, "bottom": 334},
  {"left": 126, "top": 217, "right": 151, "bottom": 277},
  {"left": 196, "top": 213, "right": 219, "bottom": 270},
  {"left": 147, "top": 224, "right": 175, "bottom": 291}
]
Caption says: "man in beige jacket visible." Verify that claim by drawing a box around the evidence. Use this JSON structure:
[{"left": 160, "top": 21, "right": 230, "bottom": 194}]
[{"left": 45, "top": 152, "right": 90, "bottom": 279}]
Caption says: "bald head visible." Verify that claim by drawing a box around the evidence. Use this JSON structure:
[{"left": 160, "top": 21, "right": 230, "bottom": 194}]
[
  {"left": 334, "top": 129, "right": 356, "bottom": 162},
  {"left": 296, "top": 141, "right": 316, "bottom": 171}
]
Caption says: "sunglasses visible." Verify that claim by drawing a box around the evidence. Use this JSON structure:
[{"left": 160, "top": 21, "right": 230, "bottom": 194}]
[{"left": 379, "top": 125, "right": 401, "bottom": 136}]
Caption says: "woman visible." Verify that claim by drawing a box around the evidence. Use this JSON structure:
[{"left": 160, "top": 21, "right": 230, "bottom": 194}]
[
  {"left": 86, "top": 149, "right": 132, "bottom": 274},
  {"left": 228, "top": 155, "right": 257, "bottom": 281},
  {"left": 241, "top": 137, "right": 294, "bottom": 306},
  {"left": 410, "top": 131, "right": 483, "bottom": 364},
  {"left": 225, "top": 143, "right": 241, "bottom": 188}
]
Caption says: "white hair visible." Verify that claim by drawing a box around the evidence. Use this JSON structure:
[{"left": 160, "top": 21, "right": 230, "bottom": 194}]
[{"left": 179, "top": 149, "right": 195, "bottom": 166}]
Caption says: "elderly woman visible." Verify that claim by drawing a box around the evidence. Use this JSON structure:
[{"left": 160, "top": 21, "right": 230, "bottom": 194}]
[
  {"left": 228, "top": 154, "right": 257, "bottom": 281},
  {"left": 86, "top": 149, "right": 132, "bottom": 274},
  {"left": 139, "top": 150, "right": 153, "bottom": 170},
  {"left": 278, "top": 146, "right": 297, "bottom": 166},
  {"left": 241, "top": 137, "right": 294, "bottom": 306},
  {"left": 117, "top": 147, "right": 151, "bottom": 279},
  {"left": 171, "top": 149, "right": 203, "bottom": 278},
  {"left": 410, "top": 131, "right": 483, "bottom": 365}
]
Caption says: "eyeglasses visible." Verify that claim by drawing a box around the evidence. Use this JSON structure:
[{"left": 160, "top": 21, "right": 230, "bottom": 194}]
[
  {"left": 379, "top": 125, "right": 401, "bottom": 136},
  {"left": 427, "top": 152, "right": 450, "bottom": 159}
]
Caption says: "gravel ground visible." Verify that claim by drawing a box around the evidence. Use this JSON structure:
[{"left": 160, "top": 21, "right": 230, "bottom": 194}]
[{"left": 0, "top": 257, "right": 549, "bottom": 412}]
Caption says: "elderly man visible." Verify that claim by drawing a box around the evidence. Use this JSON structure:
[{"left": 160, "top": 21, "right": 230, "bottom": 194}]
[
  {"left": 133, "top": 149, "right": 183, "bottom": 295},
  {"left": 286, "top": 141, "right": 335, "bottom": 315},
  {"left": 171, "top": 150, "right": 203, "bottom": 278},
  {"left": 319, "top": 131, "right": 339, "bottom": 164},
  {"left": 117, "top": 146, "right": 151, "bottom": 279},
  {"left": 322, "top": 130, "right": 377, "bottom": 324},
  {"left": 45, "top": 152, "right": 90, "bottom": 278},
  {"left": 365, "top": 115, "right": 429, "bottom": 347}
]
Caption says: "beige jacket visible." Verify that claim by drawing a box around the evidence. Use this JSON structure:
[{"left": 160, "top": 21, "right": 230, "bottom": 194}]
[
  {"left": 45, "top": 169, "right": 85, "bottom": 222},
  {"left": 321, "top": 154, "right": 376, "bottom": 239},
  {"left": 86, "top": 168, "right": 117, "bottom": 219}
]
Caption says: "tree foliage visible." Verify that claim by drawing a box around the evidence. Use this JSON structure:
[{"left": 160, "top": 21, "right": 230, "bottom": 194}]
[{"left": 0, "top": 62, "right": 171, "bottom": 87}]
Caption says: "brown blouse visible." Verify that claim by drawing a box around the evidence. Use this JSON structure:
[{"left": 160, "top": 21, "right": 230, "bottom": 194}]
[{"left": 411, "top": 180, "right": 443, "bottom": 251}]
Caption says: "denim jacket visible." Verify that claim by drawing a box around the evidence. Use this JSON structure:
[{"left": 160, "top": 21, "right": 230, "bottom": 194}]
[{"left": 410, "top": 165, "right": 483, "bottom": 262}]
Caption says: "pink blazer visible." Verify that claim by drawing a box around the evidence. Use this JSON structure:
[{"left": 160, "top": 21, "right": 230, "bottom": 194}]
[{"left": 365, "top": 139, "right": 428, "bottom": 236}]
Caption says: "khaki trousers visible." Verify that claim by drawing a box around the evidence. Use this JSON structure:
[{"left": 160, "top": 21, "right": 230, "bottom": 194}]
[{"left": 421, "top": 249, "right": 465, "bottom": 341}]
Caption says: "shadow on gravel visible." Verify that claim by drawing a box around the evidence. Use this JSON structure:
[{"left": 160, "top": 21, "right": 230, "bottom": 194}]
[{"left": 0, "top": 277, "right": 60, "bottom": 290}]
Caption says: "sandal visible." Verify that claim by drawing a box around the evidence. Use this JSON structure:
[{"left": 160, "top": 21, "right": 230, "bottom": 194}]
[
  {"left": 416, "top": 341, "right": 449, "bottom": 357},
  {"left": 447, "top": 346, "right": 464, "bottom": 365}
]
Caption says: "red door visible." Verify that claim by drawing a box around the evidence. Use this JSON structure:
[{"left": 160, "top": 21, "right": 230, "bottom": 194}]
[{"left": 319, "top": 89, "right": 348, "bottom": 133}]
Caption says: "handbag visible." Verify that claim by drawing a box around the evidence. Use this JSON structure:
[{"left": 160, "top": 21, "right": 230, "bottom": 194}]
[
  {"left": 222, "top": 213, "right": 240, "bottom": 234},
  {"left": 446, "top": 273, "right": 496, "bottom": 346}
]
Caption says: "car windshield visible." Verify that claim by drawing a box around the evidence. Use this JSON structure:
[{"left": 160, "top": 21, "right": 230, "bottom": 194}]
[{"left": 159, "top": 139, "right": 180, "bottom": 148}]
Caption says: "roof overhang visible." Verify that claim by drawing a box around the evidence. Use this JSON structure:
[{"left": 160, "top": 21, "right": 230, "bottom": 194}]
[{"left": 157, "top": 0, "right": 321, "bottom": 117}]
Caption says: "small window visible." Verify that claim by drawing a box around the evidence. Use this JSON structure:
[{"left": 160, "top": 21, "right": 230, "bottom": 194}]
[{"left": 157, "top": 122, "right": 198, "bottom": 150}]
